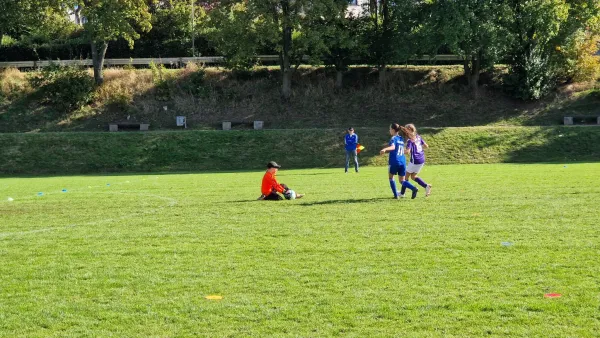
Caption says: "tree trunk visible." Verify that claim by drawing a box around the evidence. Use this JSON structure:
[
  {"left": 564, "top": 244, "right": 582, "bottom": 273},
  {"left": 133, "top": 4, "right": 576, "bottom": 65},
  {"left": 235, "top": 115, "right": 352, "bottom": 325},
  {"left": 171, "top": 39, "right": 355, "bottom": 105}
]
[
  {"left": 74, "top": 7, "right": 82, "bottom": 25},
  {"left": 280, "top": 0, "right": 292, "bottom": 100},
  {"left": 335, "top": 69, "right": 344, "bottom": 89},
  {"left": 464, "top": 54, "right": 481, "bottom": 96},
  {"left": 91, "top": 41, "right": 108, "bottom": 85},
  {"left": 379, "top": 0, "right": 390, "bottom": 87},
  {"left": 369, "top": 0, "right": 377, "bottom": 14},
  {"left": 282, "top": 67, "right": 292, "bottom": 99},
  {"left": 379, "top": 65, "right": 387, "bottom": 86},
  {"left": 470, "top": 56, "right": 480, "bottom": 95}
]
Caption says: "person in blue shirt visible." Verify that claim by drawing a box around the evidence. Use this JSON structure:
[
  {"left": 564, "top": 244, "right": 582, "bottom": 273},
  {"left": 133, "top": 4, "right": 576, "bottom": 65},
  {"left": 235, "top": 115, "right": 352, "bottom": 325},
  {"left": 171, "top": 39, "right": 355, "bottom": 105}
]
[
  {"left": 379, "top": 123, "right": 418, "bottom": 199},
  {"left": 344, "top": 127, "right": 359, "bottom": 173}
]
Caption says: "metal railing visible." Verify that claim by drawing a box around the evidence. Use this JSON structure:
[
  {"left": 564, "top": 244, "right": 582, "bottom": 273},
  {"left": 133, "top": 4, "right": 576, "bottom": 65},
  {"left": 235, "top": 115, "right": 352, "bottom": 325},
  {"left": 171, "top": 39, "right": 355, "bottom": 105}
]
[{"left": 0, "top": 55, "right": 462, "bottom": 68}]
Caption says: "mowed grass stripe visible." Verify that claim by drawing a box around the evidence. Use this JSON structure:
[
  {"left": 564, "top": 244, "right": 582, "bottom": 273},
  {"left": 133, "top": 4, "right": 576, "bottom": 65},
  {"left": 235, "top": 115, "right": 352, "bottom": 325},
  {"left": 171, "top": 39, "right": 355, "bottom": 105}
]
[{"left": 0, "top": 163, "right": 599, "bottom": 337}]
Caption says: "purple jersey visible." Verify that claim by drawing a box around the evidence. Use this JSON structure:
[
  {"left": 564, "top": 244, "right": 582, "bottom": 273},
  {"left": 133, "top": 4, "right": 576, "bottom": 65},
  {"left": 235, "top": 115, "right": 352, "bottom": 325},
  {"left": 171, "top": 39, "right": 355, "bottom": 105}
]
[{"left": 406, "top": 135, "right": 426, "bottom": 164}]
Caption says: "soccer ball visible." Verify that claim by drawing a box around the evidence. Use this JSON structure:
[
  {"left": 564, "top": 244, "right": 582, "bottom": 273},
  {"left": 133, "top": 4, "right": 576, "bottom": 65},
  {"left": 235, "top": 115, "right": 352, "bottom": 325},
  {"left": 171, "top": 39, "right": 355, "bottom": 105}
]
[{"left": 284, "top": 190, "right": 297, "bottom": 200}]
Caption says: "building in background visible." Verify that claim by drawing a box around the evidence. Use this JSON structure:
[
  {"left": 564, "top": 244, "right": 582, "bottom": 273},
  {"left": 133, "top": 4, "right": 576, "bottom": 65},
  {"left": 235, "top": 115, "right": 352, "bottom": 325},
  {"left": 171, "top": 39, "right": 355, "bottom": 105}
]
[{"left": 347, "top": 0, "right": 369, "bottom": 17}]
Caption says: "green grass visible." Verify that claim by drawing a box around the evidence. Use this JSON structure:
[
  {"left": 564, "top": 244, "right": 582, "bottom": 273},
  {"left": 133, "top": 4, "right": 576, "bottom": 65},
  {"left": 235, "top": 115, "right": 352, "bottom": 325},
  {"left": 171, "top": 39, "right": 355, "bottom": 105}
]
[
  {"left": 2, "top": 126, "right": 600, "bottom": 175},
  {"left": 1, "top": 164, "right": 599, "bottom": 337}
]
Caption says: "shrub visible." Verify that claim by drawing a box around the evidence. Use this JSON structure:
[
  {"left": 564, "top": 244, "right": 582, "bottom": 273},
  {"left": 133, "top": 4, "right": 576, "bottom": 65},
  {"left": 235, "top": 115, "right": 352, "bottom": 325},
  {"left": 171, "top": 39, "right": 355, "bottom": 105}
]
[
  {"left": 0, "top": 35, "right": 17, "bottom": 47},
  {"left": 503, "top": 45, "right": 556, "bottom": 100},
  {"left": 0, "top": 68, "right": 30, "bottom": 101},
  {"left": 28, "top": 64, "right": 95, "bottom": 111},
  {"left": 122, "top": 58, "right": 136, "bottom": 71},
  {"left": 560, "top": 33, "right": 600, "bottom": 83},
  {"left": 180, "top": 64, "right": 209, "bottom": 97},
  {"left": 150, "top": 61, "right": 173, "bottom": 101}
]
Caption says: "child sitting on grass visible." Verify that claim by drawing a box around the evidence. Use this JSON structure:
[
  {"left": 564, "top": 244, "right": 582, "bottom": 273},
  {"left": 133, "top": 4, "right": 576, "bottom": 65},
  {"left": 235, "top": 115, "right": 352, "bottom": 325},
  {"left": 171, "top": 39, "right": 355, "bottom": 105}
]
[{"left": 258, "top": 161, "right": 305, "bottom": 200}]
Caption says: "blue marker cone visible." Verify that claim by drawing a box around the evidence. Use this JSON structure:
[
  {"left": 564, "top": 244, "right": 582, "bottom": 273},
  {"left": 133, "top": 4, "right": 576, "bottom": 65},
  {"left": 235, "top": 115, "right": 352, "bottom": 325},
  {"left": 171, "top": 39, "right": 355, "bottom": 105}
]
[
  {"left": 37, "top": 192, "right": 44, "bottom": 196},
  {"left": 62, "top": 189, "right": 67, "bottom": 193}
]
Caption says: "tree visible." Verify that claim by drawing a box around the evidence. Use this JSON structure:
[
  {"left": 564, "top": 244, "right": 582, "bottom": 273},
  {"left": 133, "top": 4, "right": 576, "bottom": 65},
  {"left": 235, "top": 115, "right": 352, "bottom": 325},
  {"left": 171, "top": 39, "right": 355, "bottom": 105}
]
[
  {"left": 205, "top": 1, "right": 262, "bottom": 71},
  {"left": 208, "top": 0, "right": 342, "bottom": 99},
  {"left": 504, "top": 0, "right": 600, "bottom": 100},
  {"left": 251, "top": 0, "right": 315, "bottom": 99},
  {"left": 425, "top": 0, "right": 511, "bottom": 94},
  {"left": 303, "top": 1, "right": 363, "bottom": 89},
  {"left": 145, "top": 0, "right": 208, "bottom": 57},
  {"left": 360, "top": 0, "right": 393, "bottom": 84},
  {"left": 0, "top": 0, "right": 65, "bottom": 39},
  {"left": 503, "top": 0, "right": 569, "bottom": 99},
  {"left": 552, "top": 0, "right": 600, "bottom": 82},
  {"left": 73, "top": 0, "right": 152, "bottom": 85},
  {"left": 359, "top": 0, "right": 423, "bottom": 85}
]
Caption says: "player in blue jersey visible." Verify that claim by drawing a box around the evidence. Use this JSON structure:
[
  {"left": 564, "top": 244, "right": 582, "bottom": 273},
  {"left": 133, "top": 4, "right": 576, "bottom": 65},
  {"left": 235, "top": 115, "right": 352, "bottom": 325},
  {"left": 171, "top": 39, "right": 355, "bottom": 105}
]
[
  {"left": 403, "top": 123, "right": 432, "bottom": 197},
  {"left": 379, "top": 123, "right": 418, "bottom": 199},
  {"left": 344, "top": 127, "right": 359, "bottom": 173}
]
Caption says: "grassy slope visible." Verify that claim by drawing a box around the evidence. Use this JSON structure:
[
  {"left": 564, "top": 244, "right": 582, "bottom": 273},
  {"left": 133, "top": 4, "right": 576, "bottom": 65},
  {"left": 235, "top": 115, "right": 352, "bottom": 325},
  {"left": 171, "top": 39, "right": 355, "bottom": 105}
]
[
  {"left": 1, "top": 164, "right": 599, "bottom": 337},
  {"left": 1, "top": 66, "right": 600, "bottom": 133},
  {"left": 1, "top": 126, "right": 599, "bottom": 175}
]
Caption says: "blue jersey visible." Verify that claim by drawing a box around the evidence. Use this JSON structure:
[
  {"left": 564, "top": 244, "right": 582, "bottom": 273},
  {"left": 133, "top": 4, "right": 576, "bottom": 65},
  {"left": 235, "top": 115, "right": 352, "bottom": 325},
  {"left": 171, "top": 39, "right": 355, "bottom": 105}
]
[
  {"left": 388, "top": 135, "right": 406, "bottom": 165},
  {"left": 345, "top": 134, "right": 358, "bottom": 151}
]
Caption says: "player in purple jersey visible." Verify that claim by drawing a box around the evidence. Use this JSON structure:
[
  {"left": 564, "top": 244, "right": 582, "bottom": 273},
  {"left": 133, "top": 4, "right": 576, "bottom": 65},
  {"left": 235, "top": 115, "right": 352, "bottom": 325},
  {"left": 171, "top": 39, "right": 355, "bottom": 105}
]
[
  {"left": 379, "top": 123, "right": 418, "bottom": 199},
  {"left": 402, "top": 124, "right": 432, "bottom": 197}
]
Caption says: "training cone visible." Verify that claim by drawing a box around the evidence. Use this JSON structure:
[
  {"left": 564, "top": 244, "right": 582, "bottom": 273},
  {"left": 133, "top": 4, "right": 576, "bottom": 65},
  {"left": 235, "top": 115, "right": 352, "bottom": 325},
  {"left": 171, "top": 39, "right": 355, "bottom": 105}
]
[{"left": 205, "top": 295, "right": 223, "bottom": 300}]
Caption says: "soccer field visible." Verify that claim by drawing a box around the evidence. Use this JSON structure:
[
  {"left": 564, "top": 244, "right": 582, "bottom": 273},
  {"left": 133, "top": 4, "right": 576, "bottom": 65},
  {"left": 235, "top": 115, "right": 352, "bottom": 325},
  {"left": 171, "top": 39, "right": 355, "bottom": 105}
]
[{"left": 1, "top": 163, "right": 599, "bottom": 337}]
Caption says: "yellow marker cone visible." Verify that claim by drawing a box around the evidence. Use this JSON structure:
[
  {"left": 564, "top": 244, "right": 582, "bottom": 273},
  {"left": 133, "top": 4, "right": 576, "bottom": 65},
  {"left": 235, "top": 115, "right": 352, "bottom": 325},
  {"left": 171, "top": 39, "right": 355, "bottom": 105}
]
[{"left": 205, "top": 295, "right": 223, "bottom": 300}]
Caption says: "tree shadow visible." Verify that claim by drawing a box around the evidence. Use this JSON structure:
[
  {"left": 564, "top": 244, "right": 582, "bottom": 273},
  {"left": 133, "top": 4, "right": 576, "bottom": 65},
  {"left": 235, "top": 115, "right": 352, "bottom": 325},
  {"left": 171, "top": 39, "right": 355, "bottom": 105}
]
[
  {"left": 523, "top": 87, "right": 600, "bottom": 126},
  {"left": 299, "top": 197, "right": 391, "bottom": 206},
  {"left": 215, "top": 197, "right": 397, "bottom": 206},
  {"left": 506, "top": 126, "right": 600, "bottom": 163}
]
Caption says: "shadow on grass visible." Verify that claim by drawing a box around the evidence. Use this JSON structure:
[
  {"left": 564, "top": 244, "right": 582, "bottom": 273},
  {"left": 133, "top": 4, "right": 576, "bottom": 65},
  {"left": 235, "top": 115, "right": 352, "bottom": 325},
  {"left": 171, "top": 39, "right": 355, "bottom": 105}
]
[
  {"left": 283, "top": 172, "right": 336, "bottom": 176},
  {"left": 299, "top": 197, "right": 391, "bottom": 206},
  {"left": 506, "top": 126, "right": 600, "bottom": 163},
  {"left": 525, "top": 88, "right": 600, "bottom": 126},
  {"left": 221, "top": 197, "right": 392, "bottom": 205}
]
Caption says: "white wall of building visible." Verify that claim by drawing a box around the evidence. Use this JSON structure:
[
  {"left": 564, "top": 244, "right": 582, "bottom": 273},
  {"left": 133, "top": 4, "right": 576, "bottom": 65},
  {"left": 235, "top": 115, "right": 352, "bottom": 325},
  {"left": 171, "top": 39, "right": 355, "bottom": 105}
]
[{"left": 347, "top": 0, "right": 369, "bottom": 17}]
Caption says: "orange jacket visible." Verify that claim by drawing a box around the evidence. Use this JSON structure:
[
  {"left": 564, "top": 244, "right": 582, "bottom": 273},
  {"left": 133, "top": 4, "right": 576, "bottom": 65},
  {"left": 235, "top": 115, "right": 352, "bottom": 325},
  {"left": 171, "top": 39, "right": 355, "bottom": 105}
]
[{"left": 261, "top": 171, "right": 285, "bottom": 195}]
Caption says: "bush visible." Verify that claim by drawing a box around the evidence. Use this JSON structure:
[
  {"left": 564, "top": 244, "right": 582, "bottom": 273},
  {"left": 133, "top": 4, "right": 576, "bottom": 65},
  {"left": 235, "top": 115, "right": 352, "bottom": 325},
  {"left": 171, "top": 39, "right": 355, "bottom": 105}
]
[
  {"left": 150, "top": 61, "right": 174, "bottom": 101},
  {"left": 503, "top": 46, "right": 556, "bottom": 100},
  {"left": 560, "top": 33, "right": 600, "bottom": 83},
  {"left": 0, "top": 68, "right": 30, "bottom": 101},
  {"left": 28, "top": 64, "right": 95, "bottom": 111},
  {"left": 180, "top": 64, "right": 209, "bottom": 97}
]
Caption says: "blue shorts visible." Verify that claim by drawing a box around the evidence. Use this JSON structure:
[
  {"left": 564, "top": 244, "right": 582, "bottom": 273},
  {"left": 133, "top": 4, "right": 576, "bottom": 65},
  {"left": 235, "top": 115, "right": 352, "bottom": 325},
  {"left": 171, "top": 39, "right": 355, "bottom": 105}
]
[{"left": 389, "top": 163, "right": 406, "bottom": 177}]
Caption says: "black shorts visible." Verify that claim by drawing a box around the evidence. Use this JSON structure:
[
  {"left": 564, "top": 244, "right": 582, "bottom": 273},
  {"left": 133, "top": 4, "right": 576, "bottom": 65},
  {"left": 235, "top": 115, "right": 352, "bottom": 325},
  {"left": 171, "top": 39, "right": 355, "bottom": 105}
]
[{"left": 264, "top": 192, "right": 283, "bottom": 201}]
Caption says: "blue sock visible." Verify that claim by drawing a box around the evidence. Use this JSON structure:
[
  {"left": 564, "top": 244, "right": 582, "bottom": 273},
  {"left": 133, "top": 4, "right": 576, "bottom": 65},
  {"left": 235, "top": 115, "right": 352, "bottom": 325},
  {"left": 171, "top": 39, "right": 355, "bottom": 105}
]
[
  {"left": 400, "top": 185, "right": 407, "bottom": 195},
  {"left": 402, "top": 180, "right": 417, "bottom": 192},
  {"left": 389, "top": 179, "right": 398, "bottom": 198}
]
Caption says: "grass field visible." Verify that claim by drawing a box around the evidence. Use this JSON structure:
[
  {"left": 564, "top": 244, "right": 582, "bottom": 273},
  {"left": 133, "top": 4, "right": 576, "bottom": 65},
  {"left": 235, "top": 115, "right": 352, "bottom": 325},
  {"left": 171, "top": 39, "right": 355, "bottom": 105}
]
[
  {"left": 2, "top": 127, "right": 600, "bottom": 175},
  {"left": 1, "top": 163, "right": 599, "bottom": 337}
]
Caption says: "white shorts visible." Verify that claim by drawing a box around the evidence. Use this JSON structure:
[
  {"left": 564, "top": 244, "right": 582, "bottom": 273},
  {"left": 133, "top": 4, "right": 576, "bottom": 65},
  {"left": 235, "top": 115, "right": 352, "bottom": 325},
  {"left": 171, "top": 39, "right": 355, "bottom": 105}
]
[{"left": 406, "top": 162, "right": 424, "bottom": 174}]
